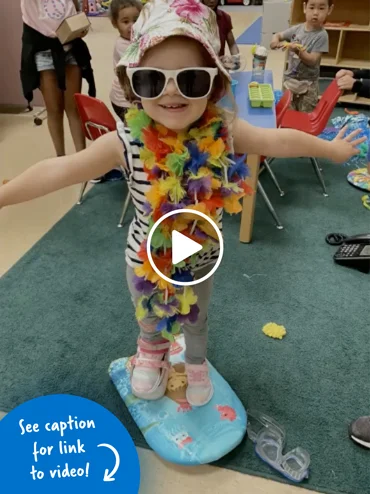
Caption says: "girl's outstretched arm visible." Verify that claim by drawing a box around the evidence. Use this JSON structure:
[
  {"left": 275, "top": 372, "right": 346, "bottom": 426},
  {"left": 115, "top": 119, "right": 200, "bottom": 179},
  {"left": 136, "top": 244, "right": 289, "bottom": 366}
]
[
  {"left": 0, "top": 132, "right": 125, "bottom": 209},
  {"left": 232, "top": 118, "right": 366, "bottom": 164}
]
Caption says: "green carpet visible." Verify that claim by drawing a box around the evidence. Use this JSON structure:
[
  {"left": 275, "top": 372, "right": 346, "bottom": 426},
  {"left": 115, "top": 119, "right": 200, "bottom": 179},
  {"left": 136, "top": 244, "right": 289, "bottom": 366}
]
[{"left": 0, "top": 155, "right": 369, "bottom": 493}]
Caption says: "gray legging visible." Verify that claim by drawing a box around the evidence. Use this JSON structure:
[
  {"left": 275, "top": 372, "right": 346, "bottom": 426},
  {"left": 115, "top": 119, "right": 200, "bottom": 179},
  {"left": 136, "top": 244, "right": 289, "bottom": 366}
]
[{"left": 126, "top": 265, "right": 214, "bottom": 364}]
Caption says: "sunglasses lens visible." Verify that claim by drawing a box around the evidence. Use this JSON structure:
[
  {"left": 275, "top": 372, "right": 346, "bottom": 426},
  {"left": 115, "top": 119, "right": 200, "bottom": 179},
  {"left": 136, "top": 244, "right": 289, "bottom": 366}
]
[
  {"left": 177, "top": 69, "right": 212, "bottom": 98},
  {"left": 131, "top": 69, "right": 166, "bottom": 98}
]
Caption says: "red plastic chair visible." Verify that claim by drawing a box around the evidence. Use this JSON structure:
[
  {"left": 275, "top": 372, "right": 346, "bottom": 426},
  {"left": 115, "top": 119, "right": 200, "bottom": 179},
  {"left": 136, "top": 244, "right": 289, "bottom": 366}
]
[
  {"left": 74, "top": 93, "right": 117, "bottom": 141},
  {"left": 279, "top": 80, "right": 343, "bottom": 196},
  {"left": 276, "top": 89, "right": 293, "bottom": 128},
  {"left": 281, "top": 79, "right": 342, "bottom": 135},
  {"left": 74, "top": 94, "right": 131, "bottom": 227}
]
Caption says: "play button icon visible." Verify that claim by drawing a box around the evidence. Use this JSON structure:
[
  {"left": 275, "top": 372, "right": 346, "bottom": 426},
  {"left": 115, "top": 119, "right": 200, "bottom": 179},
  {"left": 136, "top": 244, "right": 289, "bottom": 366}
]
[
  {"left": 172, "top": 231, "right": 202, "bottom": 265},
  {"left": 147, "top": 208, "right": 223, "bottom": 287}
]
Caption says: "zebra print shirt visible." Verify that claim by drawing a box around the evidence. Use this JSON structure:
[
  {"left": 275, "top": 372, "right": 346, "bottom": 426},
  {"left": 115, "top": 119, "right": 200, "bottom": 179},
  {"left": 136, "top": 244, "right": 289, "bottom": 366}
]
[{"left": 117, "top": 122, "right": 222, "bottom": 270}]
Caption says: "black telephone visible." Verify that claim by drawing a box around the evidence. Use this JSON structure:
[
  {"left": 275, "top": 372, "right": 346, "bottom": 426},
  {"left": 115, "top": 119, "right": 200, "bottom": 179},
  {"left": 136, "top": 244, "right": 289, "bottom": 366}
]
[{"left": 333, "top": 234, "right": 370, "bottom": 272}]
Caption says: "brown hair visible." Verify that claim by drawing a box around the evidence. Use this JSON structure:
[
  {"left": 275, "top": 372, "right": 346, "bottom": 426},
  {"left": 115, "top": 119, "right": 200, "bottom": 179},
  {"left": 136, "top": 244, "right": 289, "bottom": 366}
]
[{"left": 305, "top": 0, "right": 334, "bottom": 5}]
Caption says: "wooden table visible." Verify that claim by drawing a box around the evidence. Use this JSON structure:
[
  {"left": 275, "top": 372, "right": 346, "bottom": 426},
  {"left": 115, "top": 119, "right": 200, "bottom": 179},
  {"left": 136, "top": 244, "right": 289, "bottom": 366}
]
[{"left": 232, "top": 70, "right": 277, "bottom": 243}]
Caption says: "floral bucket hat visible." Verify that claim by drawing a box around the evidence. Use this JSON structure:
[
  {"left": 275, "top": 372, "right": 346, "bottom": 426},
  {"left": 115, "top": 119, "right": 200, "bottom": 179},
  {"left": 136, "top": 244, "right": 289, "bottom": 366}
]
[{"left": 116, "top": 0, "right": 231, "bottom": 81}]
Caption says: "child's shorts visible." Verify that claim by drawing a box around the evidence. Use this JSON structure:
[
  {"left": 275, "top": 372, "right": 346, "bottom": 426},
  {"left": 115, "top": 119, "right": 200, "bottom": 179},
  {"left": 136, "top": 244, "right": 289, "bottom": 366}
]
[
  {"left": 283, "top": 78, "right": 319, "bottom": 113},
  {"left": 35, "top": 49, "right": 77, "bottom": 72},
  {"left": 290, "top": 82, "right": 319, "bottom": 113}
]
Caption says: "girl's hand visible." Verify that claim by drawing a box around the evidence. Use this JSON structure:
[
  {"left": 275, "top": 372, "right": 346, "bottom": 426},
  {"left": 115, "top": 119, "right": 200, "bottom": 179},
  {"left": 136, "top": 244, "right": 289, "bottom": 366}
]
[{"left": 330, "top": 127, "right": 366, "bottom": 163}]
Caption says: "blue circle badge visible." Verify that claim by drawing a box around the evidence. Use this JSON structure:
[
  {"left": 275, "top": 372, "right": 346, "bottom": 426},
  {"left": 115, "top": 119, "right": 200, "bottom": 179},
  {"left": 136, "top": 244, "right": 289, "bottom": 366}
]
[{"left": 0, "top": 394, "right": 140, "bottom": 493}]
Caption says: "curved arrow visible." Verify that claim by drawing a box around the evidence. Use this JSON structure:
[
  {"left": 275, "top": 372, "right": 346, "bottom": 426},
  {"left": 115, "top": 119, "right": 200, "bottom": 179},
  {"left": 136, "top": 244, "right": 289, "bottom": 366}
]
[{"left": 97, "top": 443, "right": 120, "bottom": 482}]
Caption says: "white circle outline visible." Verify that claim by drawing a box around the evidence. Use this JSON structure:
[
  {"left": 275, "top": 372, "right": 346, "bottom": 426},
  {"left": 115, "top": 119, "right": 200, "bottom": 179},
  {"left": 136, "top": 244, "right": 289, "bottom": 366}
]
[{"left": 146, "top": 208, "right": 224, "bottom": 287}]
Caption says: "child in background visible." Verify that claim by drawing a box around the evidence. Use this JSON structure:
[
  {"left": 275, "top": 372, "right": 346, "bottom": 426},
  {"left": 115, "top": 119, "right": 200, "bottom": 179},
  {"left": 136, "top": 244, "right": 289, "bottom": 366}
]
[
  {"left": 1, "top": 0, "right": 363, "bottom": 406},
  {"left": 202, "top": 0, "right": 240, "bottom": 70},
  {"left": 20, "top": 0, "right": 95, "bottom": 156},
  {"left": 93, "top": 0, "right": 141, "bottom": 183},
  {"left": 110, "top": 0, "right": 142, "bottom": 122},
  {"left": 270, "top": 0, "right": 333, "bottom": 112}
]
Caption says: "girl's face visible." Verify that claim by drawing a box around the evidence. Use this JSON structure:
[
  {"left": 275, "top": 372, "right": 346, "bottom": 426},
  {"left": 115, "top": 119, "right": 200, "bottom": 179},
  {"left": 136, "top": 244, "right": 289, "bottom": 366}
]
[
  {"left": 139, "top": 37, "right": 215, "bottom": 132},
  {"left": 114, "top": 6, "right": 140, "bottom": 40}
]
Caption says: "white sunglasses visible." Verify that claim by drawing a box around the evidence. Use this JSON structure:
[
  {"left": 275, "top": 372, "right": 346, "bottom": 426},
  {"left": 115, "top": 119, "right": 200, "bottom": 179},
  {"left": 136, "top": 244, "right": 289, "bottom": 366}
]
[{"left": 126, "top": 67, "right": 218, "bottom": 100}]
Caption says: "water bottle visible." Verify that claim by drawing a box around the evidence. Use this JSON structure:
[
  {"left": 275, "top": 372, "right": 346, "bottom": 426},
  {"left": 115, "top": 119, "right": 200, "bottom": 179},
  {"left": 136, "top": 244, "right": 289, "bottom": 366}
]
[{"left": 252, "top": 46, "right": 268, "bottom": 83}]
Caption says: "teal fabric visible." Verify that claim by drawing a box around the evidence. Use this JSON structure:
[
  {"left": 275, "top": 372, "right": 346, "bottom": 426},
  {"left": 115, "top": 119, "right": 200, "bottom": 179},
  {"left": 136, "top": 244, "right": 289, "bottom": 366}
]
[{"left": 0, "top": 154, "right": 369, "bottom": 493}]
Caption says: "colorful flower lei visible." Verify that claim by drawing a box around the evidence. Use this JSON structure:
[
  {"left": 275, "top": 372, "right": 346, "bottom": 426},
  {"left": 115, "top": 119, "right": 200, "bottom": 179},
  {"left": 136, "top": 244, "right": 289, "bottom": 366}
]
[{"left": 126, "top": 104, "right": 251, "bottom": 341}]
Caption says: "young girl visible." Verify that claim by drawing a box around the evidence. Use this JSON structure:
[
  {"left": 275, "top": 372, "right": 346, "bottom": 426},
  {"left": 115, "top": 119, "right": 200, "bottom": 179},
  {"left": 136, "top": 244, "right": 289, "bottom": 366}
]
[
  {"left": 110, "top": 0, "right": 142, "bottom": 123},
  {"left": 21, "top": 0, "right": 95, "bottom": 156},
  {"left": 3, "top": 0, "right": 364, "bottom": 407},
  {"left": 93, "top": 0, "right": 142, "bottom": 183}
]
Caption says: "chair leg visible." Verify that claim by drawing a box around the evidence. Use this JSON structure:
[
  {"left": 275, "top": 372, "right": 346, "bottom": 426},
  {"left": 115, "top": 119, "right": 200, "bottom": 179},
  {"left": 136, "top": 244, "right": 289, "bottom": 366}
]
[
  {"left": 117, "top": 193, "right": 131, "bottom": 228},
  {"left": 77, "top": 182, "right": 88, "bottom": 205},
  {"left": 310, "top": 158, "right": 328, "bottom": 197},
  {"left": 257, "top": 181, "right": 284, "bottom": 230},
  {"left": 264, "top": 159, "right": 285, "bottom": 197}
]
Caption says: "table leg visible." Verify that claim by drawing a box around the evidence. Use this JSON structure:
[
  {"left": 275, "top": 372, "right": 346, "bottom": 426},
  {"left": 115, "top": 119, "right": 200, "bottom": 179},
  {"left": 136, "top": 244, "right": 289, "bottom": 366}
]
[{"left": 239, "top": 154, "right": 260, "bottom": 243}]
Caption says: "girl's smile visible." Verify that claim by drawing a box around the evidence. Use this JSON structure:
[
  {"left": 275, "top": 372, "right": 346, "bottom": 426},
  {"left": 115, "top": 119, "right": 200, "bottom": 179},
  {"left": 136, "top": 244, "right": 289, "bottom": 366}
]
[{"left": 158, "top": 103, "right": 189, "bottom": 112}]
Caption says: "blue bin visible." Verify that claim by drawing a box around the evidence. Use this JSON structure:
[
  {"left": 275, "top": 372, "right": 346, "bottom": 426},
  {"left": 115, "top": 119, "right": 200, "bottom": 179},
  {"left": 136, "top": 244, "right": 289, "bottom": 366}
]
[{"left": 231, "top": 79, "right": 238, "bottom": 97}]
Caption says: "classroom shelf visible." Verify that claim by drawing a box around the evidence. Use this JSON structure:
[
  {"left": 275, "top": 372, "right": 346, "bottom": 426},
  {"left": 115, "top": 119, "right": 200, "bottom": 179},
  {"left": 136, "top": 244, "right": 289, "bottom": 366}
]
[
  {"left": 337, "top": 59, "right": 370, "bottom": 70},
  {"left": 325, "top": 24, "right": 370, "bottom": 32},
  {"left": 321, "top": 57, "right": 336, "bottom": 67},
  {"left": 318, "top": 91, "right": 369, "bottom": 107},
  {"left": 321, "top": 59, "right": 370, "bottom": 69}
]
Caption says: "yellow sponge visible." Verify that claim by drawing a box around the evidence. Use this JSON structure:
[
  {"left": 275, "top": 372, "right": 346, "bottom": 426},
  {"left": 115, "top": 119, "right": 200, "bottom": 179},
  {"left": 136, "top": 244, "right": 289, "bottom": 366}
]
[
  {"left": 281, "top": 41, "right": 306, "bottom": 51},
  {"left": 262, "top": 322, "right": 287, "bottom": 340}
]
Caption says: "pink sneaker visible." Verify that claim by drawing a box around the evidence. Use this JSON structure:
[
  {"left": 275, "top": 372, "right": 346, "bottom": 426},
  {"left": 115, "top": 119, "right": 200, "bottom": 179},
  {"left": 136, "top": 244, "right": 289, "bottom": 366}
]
[
  {"left": 131, "top": 338, "right": 171, "bottom": 401},
  {"left": 185, "top": 361, "right": 214, "bottom": 407}
]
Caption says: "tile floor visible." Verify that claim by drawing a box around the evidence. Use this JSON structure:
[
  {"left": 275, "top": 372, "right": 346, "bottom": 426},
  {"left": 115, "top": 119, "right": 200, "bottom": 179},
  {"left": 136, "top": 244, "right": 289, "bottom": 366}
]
[{"left": 0, "top": 10, "right": 317, "bottom": 494}]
